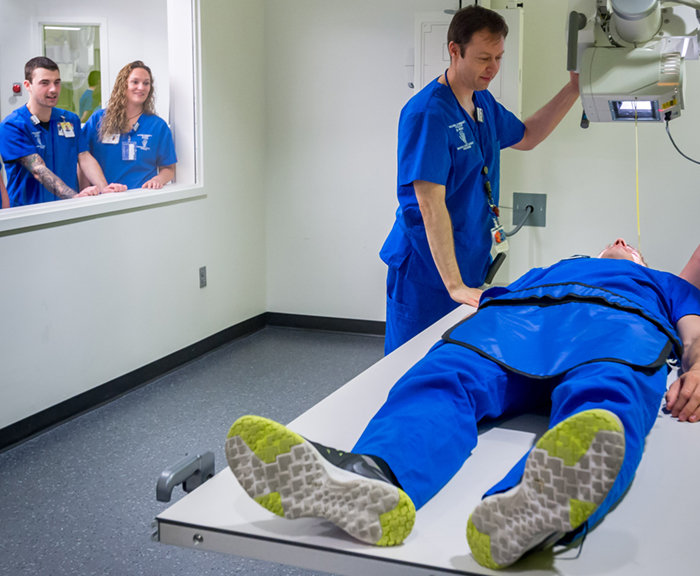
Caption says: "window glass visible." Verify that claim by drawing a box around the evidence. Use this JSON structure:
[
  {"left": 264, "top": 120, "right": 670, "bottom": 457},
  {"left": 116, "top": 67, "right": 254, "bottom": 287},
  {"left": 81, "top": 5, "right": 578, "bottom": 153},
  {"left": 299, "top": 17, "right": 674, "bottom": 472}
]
[{"left": 43, "top": 25, "right": 101, "bottom": 120}]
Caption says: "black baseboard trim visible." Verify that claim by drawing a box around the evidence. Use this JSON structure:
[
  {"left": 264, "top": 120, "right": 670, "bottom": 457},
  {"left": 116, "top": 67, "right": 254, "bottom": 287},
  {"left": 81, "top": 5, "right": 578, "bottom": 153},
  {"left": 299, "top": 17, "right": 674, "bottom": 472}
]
[
  {"left": 267, "top": 312, "right": 385, "bottom": 336},
  {"left": 0, "top": 313, "right": 385, "bottom": 453}
]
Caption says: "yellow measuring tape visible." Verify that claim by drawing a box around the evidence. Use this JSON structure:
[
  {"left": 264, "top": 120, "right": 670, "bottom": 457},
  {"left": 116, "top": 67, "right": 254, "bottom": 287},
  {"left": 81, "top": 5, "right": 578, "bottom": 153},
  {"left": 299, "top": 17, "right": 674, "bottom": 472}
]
[{"left": 634, "top": 101, "right": 641, "bottom": 252}]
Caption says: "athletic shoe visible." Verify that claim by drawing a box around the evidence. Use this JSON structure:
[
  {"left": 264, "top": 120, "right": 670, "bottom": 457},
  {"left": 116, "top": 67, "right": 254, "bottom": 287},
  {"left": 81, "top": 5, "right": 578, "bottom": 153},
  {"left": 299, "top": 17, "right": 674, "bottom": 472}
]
[
  {"left": 467, "top": 408, "right": 625, "bottom": 569},
  {"left": 225, "top": 415, "right": 416, "bottom": 546}
]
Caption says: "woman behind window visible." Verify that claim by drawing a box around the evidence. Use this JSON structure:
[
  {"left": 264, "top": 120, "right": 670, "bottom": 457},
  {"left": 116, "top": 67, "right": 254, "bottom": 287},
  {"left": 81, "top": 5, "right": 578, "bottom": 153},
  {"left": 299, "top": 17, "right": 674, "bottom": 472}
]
[{"left": 83, "top": 61, "right": 176, "bottom": 190}]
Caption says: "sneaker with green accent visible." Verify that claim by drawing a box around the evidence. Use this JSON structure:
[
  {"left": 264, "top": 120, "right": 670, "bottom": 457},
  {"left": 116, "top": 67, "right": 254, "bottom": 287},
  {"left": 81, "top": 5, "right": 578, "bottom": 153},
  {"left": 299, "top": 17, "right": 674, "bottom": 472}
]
[
  {"left": 466, "top": 408, "right": 625, "bottom": 569},
  {"left": 225, "top": 415, "right": 416, "bottom": 546}
]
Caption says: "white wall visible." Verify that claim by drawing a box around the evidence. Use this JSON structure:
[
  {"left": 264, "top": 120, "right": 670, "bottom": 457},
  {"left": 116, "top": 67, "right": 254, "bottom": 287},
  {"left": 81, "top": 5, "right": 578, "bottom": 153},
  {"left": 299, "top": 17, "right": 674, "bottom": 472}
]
[
  {"left": 265, "top": 0, "right": 458, "bottom": 321},
  {"left": 0, "top": 0, "right": 170, "bottom": 122},
  {"left": 265, "top": 0, "right": 700, "bottom": 321},
  {"left": 0, "top": 0, "right": 267, "bottom": 429}
]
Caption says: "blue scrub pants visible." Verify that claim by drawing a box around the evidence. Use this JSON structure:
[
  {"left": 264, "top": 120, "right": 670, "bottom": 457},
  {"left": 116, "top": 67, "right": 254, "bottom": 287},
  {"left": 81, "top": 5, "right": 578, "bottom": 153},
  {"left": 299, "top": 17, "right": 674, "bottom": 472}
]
[
  {"left": 385, "top": 263, "right": 459, "bottom": 355},
  {"left": 353, "top": 343, "right": 668, "bottom": 531}
]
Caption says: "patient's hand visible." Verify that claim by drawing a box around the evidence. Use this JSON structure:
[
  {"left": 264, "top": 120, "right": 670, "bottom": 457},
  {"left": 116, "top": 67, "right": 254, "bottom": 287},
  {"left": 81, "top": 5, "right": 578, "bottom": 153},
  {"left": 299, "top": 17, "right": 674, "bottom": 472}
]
[
  {"left": 666, "top": 369, "right": 700, "bottom": 423},
  {"left": 450, "top": 285, "right": 482, "bottom": 309}
]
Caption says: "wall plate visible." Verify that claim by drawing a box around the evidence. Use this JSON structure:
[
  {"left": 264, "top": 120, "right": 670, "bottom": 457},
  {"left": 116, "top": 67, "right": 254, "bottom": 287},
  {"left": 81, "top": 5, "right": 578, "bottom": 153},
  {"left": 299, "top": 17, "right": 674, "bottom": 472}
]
[{"left": 512, "top": 192, "right": 546, "bottom": 227}]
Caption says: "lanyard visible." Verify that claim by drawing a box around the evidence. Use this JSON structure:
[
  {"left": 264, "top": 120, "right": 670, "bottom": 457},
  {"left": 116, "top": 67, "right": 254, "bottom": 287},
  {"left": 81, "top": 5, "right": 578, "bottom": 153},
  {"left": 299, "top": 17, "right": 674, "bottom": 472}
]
[{"left": 443, "top": 71, "right": 501, "bottom": 224}]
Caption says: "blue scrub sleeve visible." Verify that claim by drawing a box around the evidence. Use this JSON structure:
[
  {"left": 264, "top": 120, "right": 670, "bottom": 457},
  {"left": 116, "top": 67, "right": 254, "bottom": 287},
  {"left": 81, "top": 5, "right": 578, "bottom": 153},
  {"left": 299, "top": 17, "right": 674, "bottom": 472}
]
[
  {"left": 492, "top": 99, "right": 525, "bottom": 149},
  {"left": 660, "top": 274, "right": 700, "bottom": 324},
  {"left": 398, "top": 109, "right": 451, "bottom": 187},
  {"left": 76, "top": 118, "right": 89, "bottom": 155},
  {"left": 82, "top": 114, "right": 98, "bottom": 154},
  {"left": 156, "top": 125, "right": 177, "bottom": 167},
  {"left": 0, "top": 121, "right": 36, "bottom": 162}
]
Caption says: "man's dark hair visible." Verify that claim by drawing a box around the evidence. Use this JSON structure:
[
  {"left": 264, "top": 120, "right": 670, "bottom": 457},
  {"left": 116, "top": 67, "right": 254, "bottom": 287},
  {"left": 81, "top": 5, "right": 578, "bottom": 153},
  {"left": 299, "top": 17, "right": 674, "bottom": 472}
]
[
  {"left": 448, "top": 6, "right": 509, "bottom": 57},
  {"left": 87, "top": 70, "right": 101, "bottom": 87},
  {"left": 25, "top": 57, "right": 59, "bottom": 82}
]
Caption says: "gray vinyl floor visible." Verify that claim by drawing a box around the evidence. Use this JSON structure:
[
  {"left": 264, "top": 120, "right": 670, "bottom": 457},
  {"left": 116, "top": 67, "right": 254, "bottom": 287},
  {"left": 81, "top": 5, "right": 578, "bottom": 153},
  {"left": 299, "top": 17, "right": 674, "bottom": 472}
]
[{"left": 0, "top": 327, "right": 385, "bottom": 576}]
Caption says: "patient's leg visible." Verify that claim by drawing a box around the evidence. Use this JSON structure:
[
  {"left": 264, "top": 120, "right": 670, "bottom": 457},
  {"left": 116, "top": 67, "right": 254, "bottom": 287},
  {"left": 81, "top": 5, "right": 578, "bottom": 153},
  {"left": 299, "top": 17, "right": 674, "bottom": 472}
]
[
  {"left": 548, "top": 361, "right": 667, "bottom": 529},
  {"left": 467, "top": 362, "right": 667, "bottom": 568},
  {"left": 353, "top": 343, "right": 549, "bottom": 510}
]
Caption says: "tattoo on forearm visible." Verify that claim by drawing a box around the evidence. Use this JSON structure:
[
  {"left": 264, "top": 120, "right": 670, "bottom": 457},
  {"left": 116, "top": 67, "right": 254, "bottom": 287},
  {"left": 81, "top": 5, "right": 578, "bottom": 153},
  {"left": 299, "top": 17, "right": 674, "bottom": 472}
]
[{"left": 19, "top": 154, "right": 76, "bottom": 199}]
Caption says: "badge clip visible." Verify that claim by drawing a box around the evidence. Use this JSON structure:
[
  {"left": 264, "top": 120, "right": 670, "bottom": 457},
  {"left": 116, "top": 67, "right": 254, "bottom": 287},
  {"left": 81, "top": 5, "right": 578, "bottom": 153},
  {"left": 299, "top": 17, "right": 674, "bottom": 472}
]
[{"left": 491, "top": 224, "right": 509, "bottom": 254}]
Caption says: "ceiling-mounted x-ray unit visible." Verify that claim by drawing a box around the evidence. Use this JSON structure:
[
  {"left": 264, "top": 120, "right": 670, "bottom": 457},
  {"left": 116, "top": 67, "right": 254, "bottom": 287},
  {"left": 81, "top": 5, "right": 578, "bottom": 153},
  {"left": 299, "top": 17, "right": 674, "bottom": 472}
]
[{"left": 568, "top": 0, "right": 700, "bottom": 123}]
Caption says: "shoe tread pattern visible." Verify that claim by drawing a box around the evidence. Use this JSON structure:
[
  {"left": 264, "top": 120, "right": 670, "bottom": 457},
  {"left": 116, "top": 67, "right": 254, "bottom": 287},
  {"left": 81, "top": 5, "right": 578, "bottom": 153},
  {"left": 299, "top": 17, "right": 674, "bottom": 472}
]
[
  {"left": 467, "top": 409, "right": 625, "bottom": 569},
  {"left": 226, "top": 415, "right": 416, "bottom": 546}
]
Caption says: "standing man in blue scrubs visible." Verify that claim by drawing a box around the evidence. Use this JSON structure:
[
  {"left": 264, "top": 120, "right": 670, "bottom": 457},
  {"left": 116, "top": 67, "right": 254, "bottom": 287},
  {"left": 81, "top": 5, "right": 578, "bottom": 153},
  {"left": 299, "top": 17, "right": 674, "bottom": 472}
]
[
  {"left": 381, "top": 6, "right": 581, "bottom": 354},
  {"left": 0, "top": 57, "right": 125, "bottom": 208}
]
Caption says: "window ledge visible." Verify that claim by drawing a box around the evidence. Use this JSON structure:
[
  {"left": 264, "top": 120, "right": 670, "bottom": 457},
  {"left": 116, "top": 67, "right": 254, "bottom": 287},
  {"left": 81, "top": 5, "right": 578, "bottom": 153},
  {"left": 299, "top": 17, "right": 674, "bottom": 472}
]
[{"left": 0, "top": 183, "right": 206, "bottom": 234}]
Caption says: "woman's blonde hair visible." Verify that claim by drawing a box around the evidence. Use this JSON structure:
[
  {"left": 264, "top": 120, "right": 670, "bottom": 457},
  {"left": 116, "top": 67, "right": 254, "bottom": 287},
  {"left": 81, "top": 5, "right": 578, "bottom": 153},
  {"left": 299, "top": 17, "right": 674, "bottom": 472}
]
[{"left": 99, "top": 61, "right": 156, "bottom": 138}]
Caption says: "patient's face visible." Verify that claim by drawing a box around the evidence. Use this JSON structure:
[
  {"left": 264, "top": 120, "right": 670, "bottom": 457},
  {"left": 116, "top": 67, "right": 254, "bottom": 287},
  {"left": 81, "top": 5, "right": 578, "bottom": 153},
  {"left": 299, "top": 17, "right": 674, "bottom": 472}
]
[{"left": 598, "top": 238, "right": 646, "bottom": 266}]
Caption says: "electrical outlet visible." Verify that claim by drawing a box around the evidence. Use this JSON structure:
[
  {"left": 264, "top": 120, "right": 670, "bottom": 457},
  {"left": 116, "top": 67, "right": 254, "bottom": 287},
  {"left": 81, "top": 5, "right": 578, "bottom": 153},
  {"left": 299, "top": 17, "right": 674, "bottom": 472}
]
[
  {"left": 199, "top": 266, "right": 207, "bottom": 288},
  {"left": 512, "top": 193, "right": 546, "bottom": 227}
]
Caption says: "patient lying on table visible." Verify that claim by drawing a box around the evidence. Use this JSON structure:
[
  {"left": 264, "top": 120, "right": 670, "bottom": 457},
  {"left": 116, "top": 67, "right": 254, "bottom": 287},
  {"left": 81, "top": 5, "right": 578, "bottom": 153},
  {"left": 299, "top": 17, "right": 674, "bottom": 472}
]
[{"left": 225, "top": 238, "right": 700, "bottom": 570}]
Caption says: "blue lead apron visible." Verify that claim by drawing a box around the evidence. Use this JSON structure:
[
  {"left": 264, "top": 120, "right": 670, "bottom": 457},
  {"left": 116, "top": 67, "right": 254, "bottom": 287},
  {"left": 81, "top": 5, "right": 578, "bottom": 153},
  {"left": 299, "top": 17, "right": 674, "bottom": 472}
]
[{"left": 442, "top": 282, "right": 682, "bottom": 378}]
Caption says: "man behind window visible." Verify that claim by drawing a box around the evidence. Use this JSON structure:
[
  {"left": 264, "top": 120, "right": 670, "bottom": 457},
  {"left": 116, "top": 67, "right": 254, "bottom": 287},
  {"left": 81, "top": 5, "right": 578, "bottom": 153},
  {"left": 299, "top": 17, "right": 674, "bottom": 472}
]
[{"left": 0, "top": 57, "right": 125, "bottom": 207}]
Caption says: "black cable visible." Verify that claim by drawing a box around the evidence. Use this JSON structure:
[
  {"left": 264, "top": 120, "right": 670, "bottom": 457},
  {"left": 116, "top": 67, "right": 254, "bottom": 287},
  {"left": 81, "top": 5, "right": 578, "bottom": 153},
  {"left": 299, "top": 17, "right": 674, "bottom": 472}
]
[
  {"left": 505, "top": 205, "right": 534, "bottom": 237},
  {"left": 666, "top": 119, "right": 700, "bottom": 165}
]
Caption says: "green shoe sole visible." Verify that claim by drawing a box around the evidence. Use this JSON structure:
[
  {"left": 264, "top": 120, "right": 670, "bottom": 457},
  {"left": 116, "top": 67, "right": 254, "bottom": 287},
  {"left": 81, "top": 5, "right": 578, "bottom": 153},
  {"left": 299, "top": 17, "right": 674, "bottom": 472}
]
[
  {"left": 226, "top": 415, "right": 416, "bottom": 546},
  {"left": 467, "top": 409, "right": 625, "bottom": 569}
]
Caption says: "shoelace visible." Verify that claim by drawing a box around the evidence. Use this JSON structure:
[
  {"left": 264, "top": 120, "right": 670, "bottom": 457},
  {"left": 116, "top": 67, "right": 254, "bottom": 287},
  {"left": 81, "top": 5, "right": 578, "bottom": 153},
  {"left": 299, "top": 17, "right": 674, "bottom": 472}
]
[{"left": 553, "top": 521, "right": 589, "bottom": 561}]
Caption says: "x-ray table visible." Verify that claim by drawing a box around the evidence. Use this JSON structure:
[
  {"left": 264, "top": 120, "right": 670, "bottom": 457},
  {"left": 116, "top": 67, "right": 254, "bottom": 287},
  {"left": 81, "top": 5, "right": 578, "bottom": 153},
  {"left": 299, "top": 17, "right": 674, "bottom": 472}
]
[{"left": 156, "top": 305, "right": 699, "bottom": 575}]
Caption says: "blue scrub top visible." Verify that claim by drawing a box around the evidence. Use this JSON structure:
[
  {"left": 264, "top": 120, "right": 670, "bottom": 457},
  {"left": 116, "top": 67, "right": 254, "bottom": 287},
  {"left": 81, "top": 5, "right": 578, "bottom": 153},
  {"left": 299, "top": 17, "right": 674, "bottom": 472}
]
[
  {"left": 0, "top": 106, "right": 87, "bottom": 207},
  {"left": 79, "top": 89, "right": 93, "bottom": 117},
  {"left": 380, "top": 79, "right": 525, "bottom": 289},
  {"left": 83, "top": 109, "right": 177, "bottom": 190},
  {"left": 443, "top": 257, "right": 700, "bottom": 377}
]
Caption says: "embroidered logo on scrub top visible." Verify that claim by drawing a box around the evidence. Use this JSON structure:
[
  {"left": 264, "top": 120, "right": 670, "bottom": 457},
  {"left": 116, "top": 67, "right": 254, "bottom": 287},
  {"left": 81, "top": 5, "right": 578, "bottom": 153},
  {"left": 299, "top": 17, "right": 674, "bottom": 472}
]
[
  {"left": 137, "top": 134, "right": 152, "bottom": 151},
  {"left": 449, "top": 121, "right": 473, "bottom": 151},
  {"left": 31, "top": 131, "right": 46, "bottom": 150}
]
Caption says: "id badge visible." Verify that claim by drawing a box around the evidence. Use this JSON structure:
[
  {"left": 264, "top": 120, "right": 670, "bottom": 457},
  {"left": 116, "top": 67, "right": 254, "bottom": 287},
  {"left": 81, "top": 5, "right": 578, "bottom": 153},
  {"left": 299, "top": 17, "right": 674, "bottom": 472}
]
[
  {"left": 61, "top": 122, "right": 75, "bottom": 138},
  {"left": 491, "top": 225, "right": 509, "bottom": 254},
  {"left": 122, "top": 140, "right": 137, "bottom": 161},
  {"left": 103, "top": 134, "right": 120, "bottom": 145}
]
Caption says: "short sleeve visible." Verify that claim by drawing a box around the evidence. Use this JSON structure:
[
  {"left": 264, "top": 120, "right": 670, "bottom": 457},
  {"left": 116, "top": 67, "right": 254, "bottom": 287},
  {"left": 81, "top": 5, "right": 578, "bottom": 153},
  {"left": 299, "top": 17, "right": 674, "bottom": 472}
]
[
  {"left": 492, "top": 99, "right": 525, "bottom": 150},
  {"left": 397, "top": 108, "right": 451, "bottom": 187},
  {"left": 156, "top": 122, "right": 177, "bottom": 167},
  {"left": 82, "top": 113, "right": 99, "bottom": 154},
  {"left": 661, "top": 274, "right": 700, "bottom": 325},
  {"left": 0, "top": 120, "right": 36, "bottom": 162},
  {"left": 74, "top": 113, "right": 89, "bottom": 155}
]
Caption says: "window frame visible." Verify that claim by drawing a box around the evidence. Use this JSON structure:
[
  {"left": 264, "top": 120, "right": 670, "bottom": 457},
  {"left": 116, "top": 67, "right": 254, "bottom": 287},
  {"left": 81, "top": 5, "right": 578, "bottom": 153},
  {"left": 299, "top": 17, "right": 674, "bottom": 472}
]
[{"left": 0, "top": 0, "right": 204, "bottom": 235}]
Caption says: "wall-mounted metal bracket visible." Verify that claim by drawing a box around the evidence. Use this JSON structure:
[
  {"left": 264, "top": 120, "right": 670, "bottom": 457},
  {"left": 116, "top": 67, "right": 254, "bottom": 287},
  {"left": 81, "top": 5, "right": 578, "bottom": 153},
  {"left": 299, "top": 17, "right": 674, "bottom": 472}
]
[{"left": 156, "top": 452, "right": 215, "bottom": 503}]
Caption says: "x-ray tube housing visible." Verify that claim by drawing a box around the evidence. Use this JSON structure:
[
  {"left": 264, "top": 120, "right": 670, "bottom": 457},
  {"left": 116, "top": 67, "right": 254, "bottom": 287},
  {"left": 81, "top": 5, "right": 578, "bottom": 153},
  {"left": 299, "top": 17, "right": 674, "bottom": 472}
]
[{"left": 580, "top": 46, "right": 683, "bottom": 122}]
